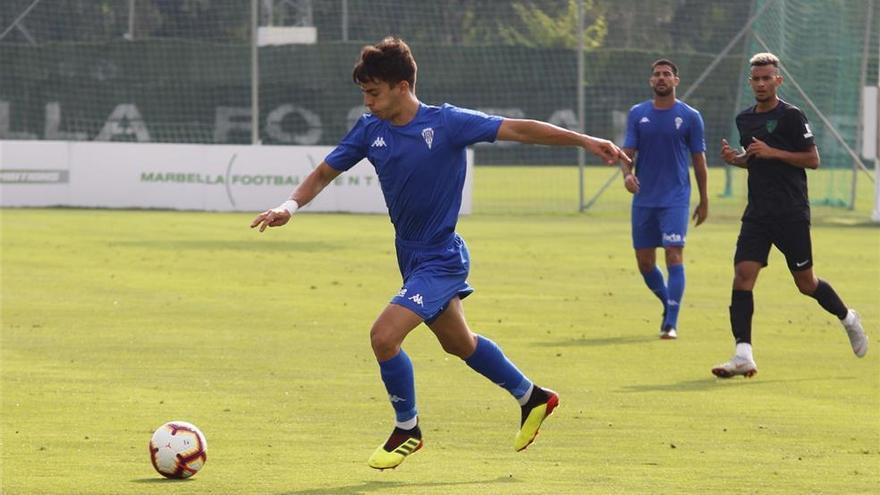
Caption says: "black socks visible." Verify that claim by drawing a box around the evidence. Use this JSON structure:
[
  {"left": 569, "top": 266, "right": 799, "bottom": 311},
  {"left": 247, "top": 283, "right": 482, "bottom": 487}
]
[
  {"left": 809, "top": 279, "right": 848, "bottom": 320},
  {"left": 730, "top": 290, "right": 754, "bottom": 344}
]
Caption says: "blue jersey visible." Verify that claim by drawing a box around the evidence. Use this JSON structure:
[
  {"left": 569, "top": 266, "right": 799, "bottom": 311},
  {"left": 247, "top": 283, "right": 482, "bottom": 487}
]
[
  {"left": 623, "top": 100, "right": 705, "bottom": 207},
  {"left": 325, "top": 103, "right": 502, "bottom": 243}
]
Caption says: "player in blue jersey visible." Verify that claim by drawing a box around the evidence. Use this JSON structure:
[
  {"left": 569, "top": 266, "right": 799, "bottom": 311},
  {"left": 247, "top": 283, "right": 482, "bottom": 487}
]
[
  {"left": 621, "top": 59, "right": 708, "bottom": 340},
  {"left": 250, "top": 37, "right": 630, "bottom": 470}
]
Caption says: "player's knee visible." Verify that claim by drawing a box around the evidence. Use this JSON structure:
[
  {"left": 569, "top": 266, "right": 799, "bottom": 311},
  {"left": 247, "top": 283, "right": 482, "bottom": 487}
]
[{"left": 370, "top": 325, "right": 400, "bottom": 359}]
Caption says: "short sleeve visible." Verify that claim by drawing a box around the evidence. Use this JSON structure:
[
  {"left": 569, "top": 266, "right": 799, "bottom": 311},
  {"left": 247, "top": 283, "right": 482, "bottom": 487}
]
[
  {"left": 623, "top": 107, "right": 639, "bottom": 149},
  {"left": 687, "top": 110, "right": 706, "bottom": 153},
  {"left": 325, "top": 116, "right": 369, "bottom": 172},
  {"left": 442, "top": 104, "right": 503, "bottom": 148},
  {"left": 786, "top": 108, "right": 815, "bottom": 150}
]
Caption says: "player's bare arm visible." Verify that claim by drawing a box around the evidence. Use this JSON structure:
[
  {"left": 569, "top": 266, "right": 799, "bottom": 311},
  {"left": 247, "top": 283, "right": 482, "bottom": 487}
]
[
  {"left": 691, "top": 152, "right": 708, "bottom": 226},
  {"left": 621, "top": 147, "right": 639, "bottom": 194},
  {"left": 497, "top": 118, "right": 631, "bottom": 165},
  {"left": 250, "top": 161, "right": 342, "bottom": 232},
  {"left": 746, "top": 137, "right": 820, "bottom": 169},
  {"left": 720, "top": 138, "right": 748, "bottom": 168}
]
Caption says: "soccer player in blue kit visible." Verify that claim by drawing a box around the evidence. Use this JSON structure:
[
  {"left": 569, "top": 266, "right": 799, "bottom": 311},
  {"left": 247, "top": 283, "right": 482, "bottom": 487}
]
[
  {"left": 621, "top": 59, "right": 708, "bottom": 340},
  {"left": 250, "top": 37, "right": 630, "bottom": 469}
]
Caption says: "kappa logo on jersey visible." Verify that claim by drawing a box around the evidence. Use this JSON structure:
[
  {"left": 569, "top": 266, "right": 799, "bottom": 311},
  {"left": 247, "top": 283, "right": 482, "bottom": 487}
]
[
  {"left": 371, "top": 136, "right": 387, "bottom": 148},
  {"left": 421, "top": 127, "right": 434, "bottom": 149},
  {"left": 408, "top": 294, "right": 424, "bottom": 307},
  {"left": 803, "top": 123, "right": 813, "bottom": 139},
  {"left": 675, "top": 116, "right": 683, "bottom": 130},
  {"left": 766, "top": 119, "right": 778, "bottom": 133},
  {"left": 639, "top": 116, "right": 650, "bottom": 124}
]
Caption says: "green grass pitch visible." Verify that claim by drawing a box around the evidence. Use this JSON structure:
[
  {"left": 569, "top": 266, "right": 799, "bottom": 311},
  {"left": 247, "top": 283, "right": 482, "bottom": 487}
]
[{"left": 2, "top": 167, "right": 878, "bottom": 494}]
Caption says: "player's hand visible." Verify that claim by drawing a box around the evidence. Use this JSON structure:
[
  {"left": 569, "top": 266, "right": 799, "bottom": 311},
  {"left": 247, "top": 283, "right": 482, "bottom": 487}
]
[
  {"left": 588, "top": 137, "right": 631, "bottom": 166},
  {"left": 692, "top": 199, "right": 708, "bottom": 226},
  {"left": 720, "top": 138, "right": 745, "bottom": 165},
  {"left": 250, "top": 208, "right": 292, "bottom": 232},
  {"left": 746, "top": 136, "right": 775, "bottom": 159},
  {"left": 623, "top": 173, "right": 639, "bottom": 194}
]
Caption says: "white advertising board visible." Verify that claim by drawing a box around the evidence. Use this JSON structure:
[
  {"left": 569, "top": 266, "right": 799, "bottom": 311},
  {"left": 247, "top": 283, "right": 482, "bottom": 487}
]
[{"left": 0, "top": 141, "right": 474, "bottom": 214}]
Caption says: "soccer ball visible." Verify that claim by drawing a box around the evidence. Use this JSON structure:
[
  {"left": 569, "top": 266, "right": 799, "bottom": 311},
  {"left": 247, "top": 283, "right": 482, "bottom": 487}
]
[{"left": 149, "top": 421, "right": 208, "bottom": 479}]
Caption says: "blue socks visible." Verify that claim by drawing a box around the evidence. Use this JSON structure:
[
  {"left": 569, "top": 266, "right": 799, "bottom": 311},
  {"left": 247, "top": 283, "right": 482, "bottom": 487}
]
[
  {"left": 378, "top": 350, "right": 417, "bottom": 424},
  {"left": 465, "top": 336, "right": 533, "bottom": 400},
  {"left": 642, "top": 264, "right": 685, "bottom": 329},
  {"left": 642, "top": 266, "right": 669, "bottom": 316},
  {"left": 665, "top": 264, "right": 685, "bottom": 329},
  {"left": 379, "top": 337, "right": 534, "bottom": 426}
]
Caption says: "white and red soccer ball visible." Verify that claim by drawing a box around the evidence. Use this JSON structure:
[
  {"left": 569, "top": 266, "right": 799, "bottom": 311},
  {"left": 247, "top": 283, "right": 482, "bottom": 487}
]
[{"left": 149, "top": 421, "right": 207, "bottom": 479}]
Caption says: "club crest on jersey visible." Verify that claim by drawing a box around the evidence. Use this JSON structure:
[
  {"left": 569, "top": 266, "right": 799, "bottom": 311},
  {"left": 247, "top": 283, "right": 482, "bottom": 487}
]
[
  {"left": 675, "top": 116, "right": 683, "bottom": 130},
  {"left": 421, "top": 127, "right": 434, "bottom": 149},
  {"left": 766, "top": 120, "right": 777, "bottom": 133}
]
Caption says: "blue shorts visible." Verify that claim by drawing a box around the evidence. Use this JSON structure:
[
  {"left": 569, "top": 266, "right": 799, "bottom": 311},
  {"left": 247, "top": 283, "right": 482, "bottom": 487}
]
[
  {"left": 631, "top": 205, "right": 689, "bottom": 249},
  {"left": 391, "top": 233, "right": 474, "bottom": 323}
]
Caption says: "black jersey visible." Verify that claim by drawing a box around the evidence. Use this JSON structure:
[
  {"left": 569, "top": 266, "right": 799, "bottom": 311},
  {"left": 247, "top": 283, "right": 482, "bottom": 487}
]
[{"left": 735, "top": 99, "right": 815, "bottom": 222}]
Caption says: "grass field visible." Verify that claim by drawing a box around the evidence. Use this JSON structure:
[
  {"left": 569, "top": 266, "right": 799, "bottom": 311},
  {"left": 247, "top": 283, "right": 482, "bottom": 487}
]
[{"left": 2, "top": 167, "right": 878, "bottom": 494}]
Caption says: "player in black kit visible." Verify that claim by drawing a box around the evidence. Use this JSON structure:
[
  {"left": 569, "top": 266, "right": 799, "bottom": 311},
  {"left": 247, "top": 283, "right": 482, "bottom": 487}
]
[{"left": 712, "top": 52, "right": 868, "bottom": 378}]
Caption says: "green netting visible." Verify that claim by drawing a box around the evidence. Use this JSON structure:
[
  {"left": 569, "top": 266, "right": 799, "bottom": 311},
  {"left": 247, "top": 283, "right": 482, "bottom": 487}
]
[
  {"left": 724, "top": 0, "right": 876, "bottom": 209},
  {"left": 0, "top": 0, "right": 876, "bottom": 212}
]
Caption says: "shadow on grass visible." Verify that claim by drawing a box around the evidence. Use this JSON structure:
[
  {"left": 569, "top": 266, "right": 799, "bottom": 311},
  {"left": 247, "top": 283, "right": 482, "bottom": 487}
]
[
  {"left": 277, "top": 476, "right": 520, "bottom": 495},
  {"left": 131, "top": 477, "right": 195, "bottom": 483},
  {"left": 619, "top": 375, "right": 857, "bottom": 393},
  {"left": 537, "top": 335, "right": 657, "bottom": 347}
]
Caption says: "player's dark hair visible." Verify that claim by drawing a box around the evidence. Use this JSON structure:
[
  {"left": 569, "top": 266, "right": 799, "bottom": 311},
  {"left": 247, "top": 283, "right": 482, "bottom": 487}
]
[
  {"left": 749, "top": 52, "right": 780, "bottom": 68},
  {"left": 651, "top": 58, "right": 678, "bottom": 76},
  {"left": 352, "top": 37, "right": 417, "bottom": 90}
]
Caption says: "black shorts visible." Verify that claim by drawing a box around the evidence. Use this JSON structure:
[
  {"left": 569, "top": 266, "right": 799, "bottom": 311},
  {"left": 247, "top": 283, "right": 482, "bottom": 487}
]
[{"left": 734, "top": 219, "right": 813, "bottom": 271}]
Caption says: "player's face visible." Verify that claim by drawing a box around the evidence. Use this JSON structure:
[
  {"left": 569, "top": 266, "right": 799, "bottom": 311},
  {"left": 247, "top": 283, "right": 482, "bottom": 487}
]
[
  {"left": 649, "top": 65, "right": 678, "bottom": 97},
  {"left": 360, "top": 80, "right": 407, "bottom": 120},
  {"left": 748, "top": 65, "right": 782, "bottom": 102}
]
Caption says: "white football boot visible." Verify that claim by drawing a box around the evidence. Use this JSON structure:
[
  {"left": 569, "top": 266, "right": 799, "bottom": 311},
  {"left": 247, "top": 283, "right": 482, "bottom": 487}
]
[
  {"left": 711, "top": 355, "right": 758, "bottom": 378},
  {"left": 841, "top": 309, "right": 868, "bottom": 358}
]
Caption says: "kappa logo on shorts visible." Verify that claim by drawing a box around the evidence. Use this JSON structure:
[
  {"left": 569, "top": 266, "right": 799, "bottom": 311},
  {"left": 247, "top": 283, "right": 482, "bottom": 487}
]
[
  {"left": 397, "top": 287, "right": 408, "bottom": 297},
  {"left": 408, "top": 294, "right": 424, "bottom": 307},
  {"left": 388, "top": 394, "right": 407, "bottom": 403}
]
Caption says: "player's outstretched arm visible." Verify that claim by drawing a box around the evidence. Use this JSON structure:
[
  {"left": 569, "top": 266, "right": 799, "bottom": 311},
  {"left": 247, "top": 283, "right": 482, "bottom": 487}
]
[
  {"left": 250, "top": 161, "right": 341, "bottom": 232},
  {"left": 496, "top": 118, "right": 631, "bottom": 165}
]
